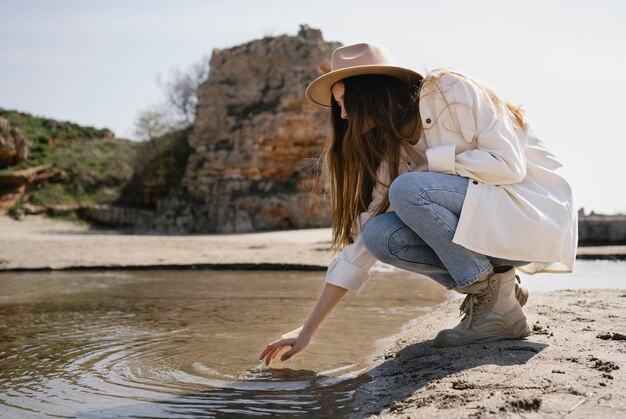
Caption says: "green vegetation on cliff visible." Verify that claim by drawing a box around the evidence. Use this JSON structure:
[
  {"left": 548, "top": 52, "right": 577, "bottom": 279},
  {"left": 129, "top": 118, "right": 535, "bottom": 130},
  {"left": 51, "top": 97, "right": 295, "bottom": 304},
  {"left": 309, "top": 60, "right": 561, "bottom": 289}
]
[
  {"left": 0, "top": 108, "right": 191, "bottom": 209},
  {"left": 28, "top": 139, "right": 137, "bottom": 206},
  {"left": 0, "top": 108, "right": 113, "bottom": 146},
  {"left": 0, "top": 108, "right": 136, "bottom": 206}
]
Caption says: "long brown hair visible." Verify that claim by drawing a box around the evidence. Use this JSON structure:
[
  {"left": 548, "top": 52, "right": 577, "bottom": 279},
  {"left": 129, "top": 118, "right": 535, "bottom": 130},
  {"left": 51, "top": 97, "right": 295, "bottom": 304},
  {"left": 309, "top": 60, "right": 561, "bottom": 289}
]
[
  {"left": 322, "top": 71, "right": 526, "bottom": 251},
  {"left": 324, "top": 74, "right": 422, "bottom": 250}
]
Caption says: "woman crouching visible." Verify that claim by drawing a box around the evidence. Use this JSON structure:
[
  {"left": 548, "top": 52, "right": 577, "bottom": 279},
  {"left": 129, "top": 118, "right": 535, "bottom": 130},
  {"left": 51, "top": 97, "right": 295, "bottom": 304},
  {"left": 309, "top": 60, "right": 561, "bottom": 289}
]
[{"left": 259, "top": 43, "right": 577, "bottom": 364}]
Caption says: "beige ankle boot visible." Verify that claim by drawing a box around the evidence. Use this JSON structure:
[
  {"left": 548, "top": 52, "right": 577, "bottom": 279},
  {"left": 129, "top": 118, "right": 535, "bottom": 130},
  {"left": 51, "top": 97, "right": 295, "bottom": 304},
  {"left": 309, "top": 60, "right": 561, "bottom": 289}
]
[
  {"left": 458, "top": 273, "right": 528, "bottom": 316},
  {"left": 433, "top": 266, "right": 531, "bottom": 347}
]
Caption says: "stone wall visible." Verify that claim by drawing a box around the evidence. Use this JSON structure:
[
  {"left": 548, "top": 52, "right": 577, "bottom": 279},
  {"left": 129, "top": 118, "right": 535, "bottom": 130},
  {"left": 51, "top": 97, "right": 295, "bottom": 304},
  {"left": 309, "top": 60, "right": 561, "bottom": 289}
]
[
  {"left": 79, "top": 205, "right": 155, "bottom": 229},
  {"left": 156, "top": 26, "right": 339, "bottom": 233},
  {"left": 578, "top": 214, "right": 626, "bottom": 246}
]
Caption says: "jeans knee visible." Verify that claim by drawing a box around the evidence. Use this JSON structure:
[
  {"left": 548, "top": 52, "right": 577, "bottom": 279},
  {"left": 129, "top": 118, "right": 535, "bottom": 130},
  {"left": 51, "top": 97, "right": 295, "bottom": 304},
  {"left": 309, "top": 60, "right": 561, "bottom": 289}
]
[
  {"left": 362, "top": 218, "right": 386, "bottom": 261},
  {"left": 362, "top": 213, "right": 403, "bottom": 262},
  {"left": 389, "top": 173, "right": 425, "bottom": 210}
]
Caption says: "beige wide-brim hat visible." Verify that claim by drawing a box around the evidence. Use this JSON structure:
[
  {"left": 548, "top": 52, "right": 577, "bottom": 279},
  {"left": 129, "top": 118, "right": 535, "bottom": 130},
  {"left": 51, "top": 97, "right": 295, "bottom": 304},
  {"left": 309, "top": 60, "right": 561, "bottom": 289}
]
[{"left": 305, "top": 43, "right": 422, "bottom": 108}]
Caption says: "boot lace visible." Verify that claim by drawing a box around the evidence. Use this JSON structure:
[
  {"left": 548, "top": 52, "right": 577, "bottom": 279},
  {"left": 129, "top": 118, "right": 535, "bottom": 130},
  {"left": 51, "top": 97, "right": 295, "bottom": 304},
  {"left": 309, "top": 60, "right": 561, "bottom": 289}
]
[
  {"left": 457, "top": 277, "right": 502, "bottom": 331},
  {"left": 458, "top": 294, "right": 478, "bottom": 331},
  {"left": 459, "top": 274, "right": 521, "bottom": 316}
]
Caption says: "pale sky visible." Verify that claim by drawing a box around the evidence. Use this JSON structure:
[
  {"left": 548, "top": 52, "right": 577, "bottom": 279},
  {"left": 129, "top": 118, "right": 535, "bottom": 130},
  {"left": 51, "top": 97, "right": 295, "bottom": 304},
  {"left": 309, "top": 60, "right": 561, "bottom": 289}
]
[{"left": 1, "top": 0, "right": 625, "bottom": 214}]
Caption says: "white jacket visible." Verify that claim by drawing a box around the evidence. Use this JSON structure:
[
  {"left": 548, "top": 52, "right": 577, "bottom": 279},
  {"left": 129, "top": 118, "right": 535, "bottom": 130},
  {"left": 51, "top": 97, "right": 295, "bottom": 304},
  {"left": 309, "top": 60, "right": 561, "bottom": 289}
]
[{"left": 325, "top": 70, "right": 578, "bottom": 294}]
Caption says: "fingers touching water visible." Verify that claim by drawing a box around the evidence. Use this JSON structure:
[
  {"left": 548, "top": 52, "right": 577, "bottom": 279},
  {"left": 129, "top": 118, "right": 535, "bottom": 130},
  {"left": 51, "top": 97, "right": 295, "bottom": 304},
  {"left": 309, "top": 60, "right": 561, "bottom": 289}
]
[{"left": 259, "top": 326, "right": 311, "bottom": 366}]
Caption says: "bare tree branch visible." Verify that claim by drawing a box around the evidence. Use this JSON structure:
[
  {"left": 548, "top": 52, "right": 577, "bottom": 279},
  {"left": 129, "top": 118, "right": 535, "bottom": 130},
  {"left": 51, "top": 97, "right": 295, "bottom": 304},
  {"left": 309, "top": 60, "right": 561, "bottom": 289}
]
[{"left": 164, "top": 55, "right": 210, "bottom": 127}]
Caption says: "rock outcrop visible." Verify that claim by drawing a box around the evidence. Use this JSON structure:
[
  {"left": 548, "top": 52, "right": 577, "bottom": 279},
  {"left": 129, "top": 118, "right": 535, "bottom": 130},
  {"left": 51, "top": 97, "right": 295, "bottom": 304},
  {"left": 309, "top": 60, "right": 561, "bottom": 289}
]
[
  {"left": 156, "top": 26, "right": 339, "bottom": 233},
  {"left": 0, "top": 117, "right": 31, "bottom": 168},
  {"left": 0, "top": 164, "right": 68, "bottom": 211}
]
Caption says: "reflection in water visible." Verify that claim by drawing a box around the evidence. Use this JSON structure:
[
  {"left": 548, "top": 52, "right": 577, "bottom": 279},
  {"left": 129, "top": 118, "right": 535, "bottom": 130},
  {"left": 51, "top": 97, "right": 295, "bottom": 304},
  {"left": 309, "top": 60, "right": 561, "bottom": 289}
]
[{"left": 0, "top": 269, "right": 447, "bottom": 417}]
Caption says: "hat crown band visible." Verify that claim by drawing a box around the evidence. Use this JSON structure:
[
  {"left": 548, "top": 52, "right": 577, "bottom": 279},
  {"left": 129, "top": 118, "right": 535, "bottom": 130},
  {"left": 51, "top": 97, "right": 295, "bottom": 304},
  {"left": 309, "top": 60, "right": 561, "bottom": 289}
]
[{"left": 330, "top": 43, "right": 395, "bottom": 72}]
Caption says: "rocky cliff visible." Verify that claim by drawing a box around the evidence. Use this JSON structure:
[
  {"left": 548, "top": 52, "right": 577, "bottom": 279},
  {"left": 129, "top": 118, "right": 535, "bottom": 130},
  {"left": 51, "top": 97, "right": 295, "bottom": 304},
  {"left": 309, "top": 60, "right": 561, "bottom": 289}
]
[
  {"left": 0, "top": 117, "right": 31, "bottom": 168},
  {"left": 156, "top": 26, "right": 339, "bottom": 233}
]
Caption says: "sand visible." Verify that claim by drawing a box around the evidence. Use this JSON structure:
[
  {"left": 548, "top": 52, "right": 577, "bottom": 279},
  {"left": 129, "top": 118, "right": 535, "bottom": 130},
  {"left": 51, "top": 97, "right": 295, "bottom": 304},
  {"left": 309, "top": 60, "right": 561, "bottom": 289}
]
[
  {"left": 2, "top": 214, "right": 625, "bottom": 417},
  {"left": 354, "top": 289, "right": 626, "bottom": 418},
  {"left": 0, "top": 214, "right": 335, "bottom": 270}
]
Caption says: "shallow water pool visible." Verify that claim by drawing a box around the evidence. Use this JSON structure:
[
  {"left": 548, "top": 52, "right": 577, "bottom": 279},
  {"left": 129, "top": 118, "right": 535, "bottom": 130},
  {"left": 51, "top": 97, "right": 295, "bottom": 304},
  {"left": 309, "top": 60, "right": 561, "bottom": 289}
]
[
  {"left": 0, "top": 269, "right": 447, "bottom": 417},
  {"left": 1, "top": 260, "right": 624, "bottom": 417}
]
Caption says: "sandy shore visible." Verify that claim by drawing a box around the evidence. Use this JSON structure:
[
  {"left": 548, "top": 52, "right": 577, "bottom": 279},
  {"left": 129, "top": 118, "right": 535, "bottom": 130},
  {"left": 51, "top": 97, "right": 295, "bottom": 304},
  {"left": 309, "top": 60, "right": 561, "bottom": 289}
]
[
  {"left": 351, "top": 289, "right": 626, "bottom": 418},
  {"left": 2, "top": 215, "right": 625, "bottom": 417},
  {"left": 0, "top": 214, "right": 335, "bottom": 270}
]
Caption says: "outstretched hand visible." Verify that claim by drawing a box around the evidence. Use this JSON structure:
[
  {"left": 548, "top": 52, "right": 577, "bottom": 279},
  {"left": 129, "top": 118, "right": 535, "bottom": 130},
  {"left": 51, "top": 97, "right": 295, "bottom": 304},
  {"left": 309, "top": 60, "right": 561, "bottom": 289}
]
[
  {"left": 259, "top": 325, "right": 311, "bottom": 366},
  {"left": 259, "top": 283, "right": 348, "bottom": 366}
]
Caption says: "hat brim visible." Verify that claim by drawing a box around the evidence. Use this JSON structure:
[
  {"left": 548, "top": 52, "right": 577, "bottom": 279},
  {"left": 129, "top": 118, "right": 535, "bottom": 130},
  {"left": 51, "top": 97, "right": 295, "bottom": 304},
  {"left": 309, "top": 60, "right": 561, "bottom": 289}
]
[{"left": 305, "top": 65, "right": 423, "bottom": 108}]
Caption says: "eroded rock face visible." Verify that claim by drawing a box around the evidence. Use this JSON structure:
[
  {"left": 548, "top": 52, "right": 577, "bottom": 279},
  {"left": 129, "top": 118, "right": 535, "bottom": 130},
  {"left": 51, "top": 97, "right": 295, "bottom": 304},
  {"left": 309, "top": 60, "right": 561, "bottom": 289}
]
[
  {"left": 157, "top": 26, "right": 338, "bottom": 232},
  {"left": 0, "top": 117, "right": 31, "bottom": 168}
]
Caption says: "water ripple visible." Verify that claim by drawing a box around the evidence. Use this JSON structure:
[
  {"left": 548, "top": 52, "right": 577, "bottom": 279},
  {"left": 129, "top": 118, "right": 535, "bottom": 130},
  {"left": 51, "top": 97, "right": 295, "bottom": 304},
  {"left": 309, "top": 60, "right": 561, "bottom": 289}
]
[
  {"left": 1, "top": 309, "right": 368, "bottom": 417},
  {"left": 0, "top": 269, "right": 451, "bottom": 416}
]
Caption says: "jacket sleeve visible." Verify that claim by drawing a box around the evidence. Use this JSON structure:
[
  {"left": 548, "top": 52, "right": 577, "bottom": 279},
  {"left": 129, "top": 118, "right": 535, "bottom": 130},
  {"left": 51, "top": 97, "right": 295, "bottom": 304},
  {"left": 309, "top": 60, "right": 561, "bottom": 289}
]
[
  {"left": 324, "top": 162, "right": 390, "bottom": 294},
  {"left": 425, "top": 74, "right": 527, "bottom": 185}
]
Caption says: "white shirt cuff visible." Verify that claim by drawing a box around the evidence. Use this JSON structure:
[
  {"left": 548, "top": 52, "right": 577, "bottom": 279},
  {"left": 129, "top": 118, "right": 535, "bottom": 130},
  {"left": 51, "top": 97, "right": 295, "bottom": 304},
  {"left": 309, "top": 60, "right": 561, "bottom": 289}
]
[{"left": 325, "top": 258, "right": 370, "bottom": 294}]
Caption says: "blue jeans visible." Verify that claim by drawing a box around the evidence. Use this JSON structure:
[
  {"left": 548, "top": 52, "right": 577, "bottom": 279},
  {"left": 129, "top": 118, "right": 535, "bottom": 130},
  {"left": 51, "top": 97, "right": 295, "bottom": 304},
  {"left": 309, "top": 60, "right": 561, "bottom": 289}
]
[{"left": 362, "top": 172, "right": 528, "bottom": 289}]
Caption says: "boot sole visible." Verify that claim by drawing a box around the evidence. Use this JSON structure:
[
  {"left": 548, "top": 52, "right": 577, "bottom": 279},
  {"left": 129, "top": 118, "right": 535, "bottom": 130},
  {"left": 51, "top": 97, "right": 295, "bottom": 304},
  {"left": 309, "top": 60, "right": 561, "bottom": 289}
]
[{"left": 433, "top": 316, "right": 531, "bottom": 348}]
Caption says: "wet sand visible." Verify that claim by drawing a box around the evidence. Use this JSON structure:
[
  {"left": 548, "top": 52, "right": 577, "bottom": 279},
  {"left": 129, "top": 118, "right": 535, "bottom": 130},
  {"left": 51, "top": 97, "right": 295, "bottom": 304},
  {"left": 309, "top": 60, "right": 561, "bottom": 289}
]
[{"left": 2, "top": 215, "right": 626, "bottom": 417}]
